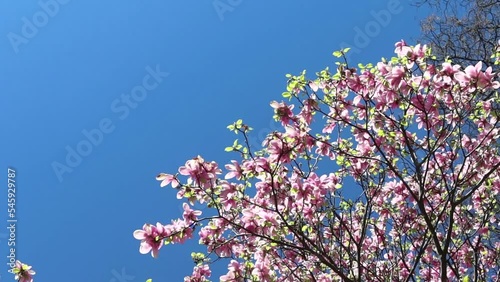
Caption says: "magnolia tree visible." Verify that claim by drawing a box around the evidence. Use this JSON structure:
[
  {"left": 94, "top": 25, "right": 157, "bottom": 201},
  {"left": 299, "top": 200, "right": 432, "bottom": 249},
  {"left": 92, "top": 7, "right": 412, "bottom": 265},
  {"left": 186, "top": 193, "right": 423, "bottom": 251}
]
[{"left": 134, "top": 41, "right": 500, "bottom": 281}]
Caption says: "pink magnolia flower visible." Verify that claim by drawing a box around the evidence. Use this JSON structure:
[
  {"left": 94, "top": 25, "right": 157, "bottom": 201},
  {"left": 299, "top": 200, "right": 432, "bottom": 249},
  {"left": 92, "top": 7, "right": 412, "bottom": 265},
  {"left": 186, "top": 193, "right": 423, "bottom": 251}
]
[
  {"left": 224, "top": 160, "right": 242, "bottom": 180},
  {"left": 394, "top": 40, "right": 412, "bottom": 58},
  {"left": 454, "top": 61, "right": 499, "bottom": 90},
  {"left": 169, "top": 219, "right": 194, "bottom": 244},
  {"left": 309, "top": 81, "right": 319, "bottom": 92},
  {"left": 266, "top": 138, "right": 292, "bottom": 163},
  {"left": 156, "top": 173, "right": 180, "bottom": 188},
  {"left": 441, "top": 62, "right": 461, "bottom": 76},
  {"left": 270, "top": 101, "right": 295, "bottom": 125},
  {"left": 12, "top": 260, "right": 35, "bottom": 282},
  {"left": 220, "top": 260, "right": 244, "bottom": 281},
  {"left": 133, "top": 223, "right": 169, "bottom": 258},
  {"left": 182, "top": 203, "right": 202, "bottom": 223},
  {"left": 386, "top": 65, "right": 405, "bottom": 89},
  {"left": 178, "top": 156, "right": 221, "bottom": 186},
  {"left": 411, "top": 43, "right": 427, "bottom": 60},
  {"left": 184, "top": 264, "right": 211, "bottom": 282},
  {"left": 179, "top": 157, "right": 203, "bottom": 178}
]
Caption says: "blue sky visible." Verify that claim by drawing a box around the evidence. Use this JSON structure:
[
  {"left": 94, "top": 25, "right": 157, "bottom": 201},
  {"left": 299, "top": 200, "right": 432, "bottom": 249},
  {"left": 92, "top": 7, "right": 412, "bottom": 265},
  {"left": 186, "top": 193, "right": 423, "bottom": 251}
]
[{"left": 0, "top": 1, "right": 430, "bottom": 281}]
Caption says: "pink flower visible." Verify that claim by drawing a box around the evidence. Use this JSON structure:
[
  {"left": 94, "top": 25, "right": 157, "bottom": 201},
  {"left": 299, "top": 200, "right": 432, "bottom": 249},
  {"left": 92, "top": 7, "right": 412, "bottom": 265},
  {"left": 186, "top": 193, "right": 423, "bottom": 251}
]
[
  {"left": 411, "top": 43, "right": 427, "bottom": 60},
  {"left": 156, "top": 173, "right": 179, "bottom": 188},
  {"left": 386, "top": 66, "right": 405, "bottom": 88},
  {"left": 453, "top": 61, "right": 499, "bottom": 90},
  {"left": 309, "top": 81, "right": 319, "bottom": 92},
  {"left": 481, "top": 66, "right": 500, "bottom": 89},
  {"left": 266, "top": 138, "right": 292, "bottom": 163},
  {"left": 394, "top": 40, "right": 412, "bottom": 58},
  {"left": 184, "top": 264, "right": 211, "bottom": 282},
  {"left": 441, "top": 62, "right": 461, "bottom": 76},
  {"left": 133, "top": 223, "right": 169, "bottom": 258},
  {"left": 220, "top": 260, "right": 243, "bottom": 281},
  {"left": 12, "top": 260, "right": 35, "bottom": 282},
  {"left": 179, "top": 157, "right": 203, "bottom": 178},
  {"left": 454, "top": 62, "right": 482, "bottom": 85},
  {"left": 182, "top": 203, "right": 202, "bottom": 223},
  {"left": 178, "top": 156, "right": 221, "bottom": 186},
  {"left": 224, "top": 160, "right": 242, "bottom": 179},
  {"left": 270, "top": 101, "right": 295, "bottom": 125}
]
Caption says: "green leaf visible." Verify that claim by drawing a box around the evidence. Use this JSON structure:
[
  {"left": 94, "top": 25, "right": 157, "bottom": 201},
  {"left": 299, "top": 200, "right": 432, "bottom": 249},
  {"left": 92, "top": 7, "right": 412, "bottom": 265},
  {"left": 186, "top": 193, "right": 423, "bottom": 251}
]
[
  {"left": 146, "top": 279, "right": 153, "bottom": 282},
  {"left": 336, "top": 155, "right": 345, "bottom": 165},
  {"left": 225, "top": 146, "right": 234, "bottom": 152},
  {"left": 332, "top": 50, "right": 342, "bottom": 58},
  {"left": 342, "top": 47, "right": 351, "bottom": 53}
]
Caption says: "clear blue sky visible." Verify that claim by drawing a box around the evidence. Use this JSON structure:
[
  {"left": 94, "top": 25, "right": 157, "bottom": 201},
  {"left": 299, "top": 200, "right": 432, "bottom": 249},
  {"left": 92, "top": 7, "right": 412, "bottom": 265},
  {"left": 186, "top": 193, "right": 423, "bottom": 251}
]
[{"left": 0, "top": 1, "right": 429, "bottom": 281}]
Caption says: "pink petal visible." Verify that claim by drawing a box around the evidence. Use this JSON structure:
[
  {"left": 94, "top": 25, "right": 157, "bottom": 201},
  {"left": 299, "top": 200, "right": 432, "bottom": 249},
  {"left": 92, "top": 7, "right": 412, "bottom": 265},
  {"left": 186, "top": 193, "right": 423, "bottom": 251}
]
[
  {"left": 140, "top": 242, "right": 152, "bottom": 254},
  {"left": 309, "top": 81, "right": 319, "bottom": 92},
  {"left": 133, "top": 230, "right": 146, "bottom": 239}
]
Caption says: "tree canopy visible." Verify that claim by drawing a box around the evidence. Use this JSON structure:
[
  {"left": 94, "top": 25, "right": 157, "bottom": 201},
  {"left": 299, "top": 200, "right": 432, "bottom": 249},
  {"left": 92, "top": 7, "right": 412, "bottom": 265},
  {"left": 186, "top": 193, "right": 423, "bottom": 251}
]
[{"left": 135, "top": 41, "right": 500, "bottom": 281}]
